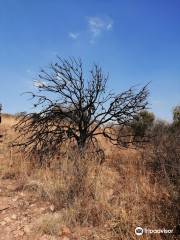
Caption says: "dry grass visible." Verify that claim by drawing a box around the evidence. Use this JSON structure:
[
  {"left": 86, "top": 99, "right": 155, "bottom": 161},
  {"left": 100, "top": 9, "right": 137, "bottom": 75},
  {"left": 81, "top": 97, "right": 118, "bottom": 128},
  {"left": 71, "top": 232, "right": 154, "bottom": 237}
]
[
  {"left": 0, "top": 115, "right": 179, "bottom": 239},
  {"left": 32, "top": 213, "right": 64, "bottom": 236}
]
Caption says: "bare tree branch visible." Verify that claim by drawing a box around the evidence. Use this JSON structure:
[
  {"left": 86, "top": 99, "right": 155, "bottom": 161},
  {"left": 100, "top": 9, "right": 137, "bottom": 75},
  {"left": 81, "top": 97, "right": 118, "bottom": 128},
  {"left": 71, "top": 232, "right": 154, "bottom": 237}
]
[{"left": 13, "top": 57, "right": 149, "bottom": 163}]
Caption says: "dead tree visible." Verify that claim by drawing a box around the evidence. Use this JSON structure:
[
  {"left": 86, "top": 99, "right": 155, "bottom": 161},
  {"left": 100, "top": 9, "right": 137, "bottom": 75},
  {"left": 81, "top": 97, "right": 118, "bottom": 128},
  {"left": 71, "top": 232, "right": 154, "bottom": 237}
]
[{"left": 14, "top": 57, "right": 149, "bottom": 162}]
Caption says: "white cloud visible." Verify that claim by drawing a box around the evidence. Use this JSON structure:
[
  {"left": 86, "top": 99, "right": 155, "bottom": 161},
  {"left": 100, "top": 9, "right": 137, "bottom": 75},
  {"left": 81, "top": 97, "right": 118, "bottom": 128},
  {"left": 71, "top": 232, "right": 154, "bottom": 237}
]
[
  {"left": 69, "top": 32, "right": 79, "bottom": 40},
  {"left": 88, "top": 16, "right": 113, "bottom": 39},
  {"left": 107, "top": 23, "right": 113, "bottom": 30}
]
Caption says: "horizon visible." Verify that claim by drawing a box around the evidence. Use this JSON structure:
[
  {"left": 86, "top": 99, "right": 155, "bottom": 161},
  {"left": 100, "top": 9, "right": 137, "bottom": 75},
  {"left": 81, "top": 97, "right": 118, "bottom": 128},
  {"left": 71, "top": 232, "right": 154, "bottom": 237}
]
[{"left": 0, "top": 0, "right": 180, "bottom": 121}]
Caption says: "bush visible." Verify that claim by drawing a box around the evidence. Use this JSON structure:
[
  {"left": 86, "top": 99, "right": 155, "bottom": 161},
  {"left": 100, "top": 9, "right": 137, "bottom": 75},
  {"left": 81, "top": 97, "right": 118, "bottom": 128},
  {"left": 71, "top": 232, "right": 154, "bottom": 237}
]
[
  {"left": 130, "top": 110, "right": 155, "bottom": 146},
  {"left": 149, "top": 120, "right": 180, "bottom": 185}
]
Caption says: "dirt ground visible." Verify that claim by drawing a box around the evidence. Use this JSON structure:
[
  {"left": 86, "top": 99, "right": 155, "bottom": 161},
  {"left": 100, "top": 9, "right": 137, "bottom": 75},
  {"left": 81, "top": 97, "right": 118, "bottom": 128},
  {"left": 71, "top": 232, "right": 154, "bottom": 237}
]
[{"left": 0, "top": 155, "right": 60, "bottom": 240}]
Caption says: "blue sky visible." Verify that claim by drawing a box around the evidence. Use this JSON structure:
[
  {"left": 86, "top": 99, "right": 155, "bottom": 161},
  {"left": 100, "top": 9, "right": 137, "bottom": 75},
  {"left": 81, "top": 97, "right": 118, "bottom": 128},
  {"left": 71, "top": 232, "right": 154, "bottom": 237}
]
[{"left": 0, "top": 0, "right": 179, "bottom": 121}]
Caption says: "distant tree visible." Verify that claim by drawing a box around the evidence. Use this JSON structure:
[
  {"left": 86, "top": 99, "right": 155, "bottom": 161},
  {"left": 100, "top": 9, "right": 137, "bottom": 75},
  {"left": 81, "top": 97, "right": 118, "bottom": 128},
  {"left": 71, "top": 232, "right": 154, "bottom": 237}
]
[
  {"left": 15, "top": 112, "right": 27, "bottom": 118},
  {"left": 131, "top": 110, "right": 155, "bottom": 141},
  {"left": 173, "top": 106, "right": 180, "bottom": 127},
  {"left": 14, "top": 57, "right": 149, "bottom": 163}
]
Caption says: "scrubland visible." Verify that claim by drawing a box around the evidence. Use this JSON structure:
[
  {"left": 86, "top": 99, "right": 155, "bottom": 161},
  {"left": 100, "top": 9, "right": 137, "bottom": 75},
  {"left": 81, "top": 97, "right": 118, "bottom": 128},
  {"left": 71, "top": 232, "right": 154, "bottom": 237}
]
[{"left": 0, "top": 114, "right": 179, "bottom": 240}]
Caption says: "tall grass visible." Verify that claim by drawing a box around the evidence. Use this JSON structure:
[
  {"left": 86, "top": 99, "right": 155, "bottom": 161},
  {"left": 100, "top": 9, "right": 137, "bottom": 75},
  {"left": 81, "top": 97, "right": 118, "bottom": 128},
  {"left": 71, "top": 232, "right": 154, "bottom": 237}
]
[{"left": 0, "top": 115, "right": 179, "bottom": 239}]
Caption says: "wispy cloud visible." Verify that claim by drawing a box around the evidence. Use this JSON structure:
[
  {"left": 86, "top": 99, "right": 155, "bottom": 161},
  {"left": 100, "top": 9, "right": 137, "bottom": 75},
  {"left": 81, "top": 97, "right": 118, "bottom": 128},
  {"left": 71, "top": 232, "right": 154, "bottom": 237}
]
[
  {"left": 68, "top": 16, "right": 113, "bottom": 44},
  {"left": 88, "top": 16, "right": 113, "bottom": 41},
  {"left": 69, "top": 32, "right": 79, "bottom": 40}
]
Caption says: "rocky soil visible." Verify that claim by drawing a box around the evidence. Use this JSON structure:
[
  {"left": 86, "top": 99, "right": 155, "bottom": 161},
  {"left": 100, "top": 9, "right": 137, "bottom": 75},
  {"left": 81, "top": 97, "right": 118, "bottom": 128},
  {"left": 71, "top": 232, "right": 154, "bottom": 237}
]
[
  {"left": 0, "top": 177, "right": 58, "bottom": 240},
  {"left": 0, "top": 155, "right": 77, "bottom": 240}
]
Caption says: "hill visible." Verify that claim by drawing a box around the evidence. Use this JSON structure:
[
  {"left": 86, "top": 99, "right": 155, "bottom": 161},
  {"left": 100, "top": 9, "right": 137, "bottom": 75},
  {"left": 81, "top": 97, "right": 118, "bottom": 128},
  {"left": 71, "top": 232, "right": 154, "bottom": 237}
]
[{"left": 0, "top": 114, "right": 179, "bottom": 239}]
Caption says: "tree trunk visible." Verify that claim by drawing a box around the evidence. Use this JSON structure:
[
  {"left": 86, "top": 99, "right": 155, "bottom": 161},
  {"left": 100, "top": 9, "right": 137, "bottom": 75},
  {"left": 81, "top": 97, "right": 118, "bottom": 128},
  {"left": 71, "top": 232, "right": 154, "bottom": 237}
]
[{"left": 77, "top": 132, "right": 87, "bottom": 152}]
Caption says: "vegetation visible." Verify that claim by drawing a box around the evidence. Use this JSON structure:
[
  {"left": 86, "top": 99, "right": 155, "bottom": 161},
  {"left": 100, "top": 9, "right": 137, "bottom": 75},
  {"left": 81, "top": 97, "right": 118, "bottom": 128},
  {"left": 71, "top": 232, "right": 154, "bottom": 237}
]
[
  {"left": 0, "top": 60, "right": 179, "bottom": 240},
  {"left": 14, "top": 57, "right": 149, "bottom": 164},
  {"left": 129, "top": 110, "right": 155, "bottom": 145},
  {"left": 173, "top": 105, "right": 180, "bottom": 127},
  {"left": 1, "top": 110, "right": 179, "bottom": 239}
]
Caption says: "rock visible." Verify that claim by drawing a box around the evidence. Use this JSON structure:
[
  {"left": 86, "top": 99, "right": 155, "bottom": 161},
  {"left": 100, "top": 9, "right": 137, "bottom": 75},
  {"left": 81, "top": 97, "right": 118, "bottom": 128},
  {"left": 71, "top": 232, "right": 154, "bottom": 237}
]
[
  {"left": 49, "top": 204, "right": 55, "bottom": 212},
  {"left": 61, "top": 226, "right": 71, "bottom": 235},
  {"left": 24, "top": 225, "right": 31, "bottom": 234},
  {"left": 0, "top": 221, "right": 6, "bottom": 226},
  {"left": 11, "top": 214, "right": 17, "bottom": 220},
  {"left": 106, "top": 188, "right": 114, "bottom": 201},
  {"left": 40, "top": 207, "right": 46, "bottom": 213},
  {"left": 12, "top": 196, "right": 18, "bottom": 202},
  {"left": 4, "top": 216, "right": 11, "bottom": 223},
  {"left": 20, "top": 192, "right": 25, "bottom": 196}
]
